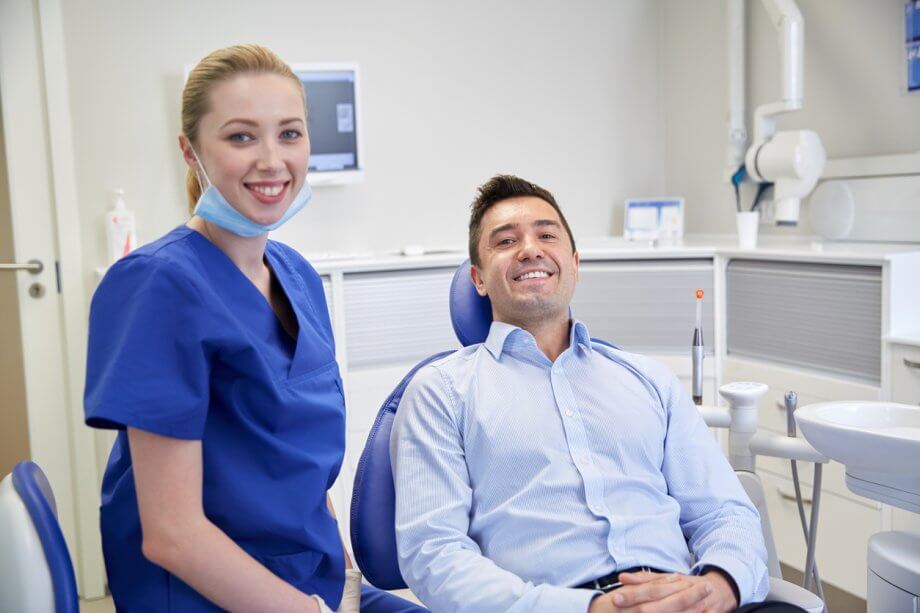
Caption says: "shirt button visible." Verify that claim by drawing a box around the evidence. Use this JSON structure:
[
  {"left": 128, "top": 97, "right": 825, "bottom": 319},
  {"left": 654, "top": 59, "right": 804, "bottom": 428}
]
[{"left": 565, "top": 410, "right": 574, "bottom": 417}]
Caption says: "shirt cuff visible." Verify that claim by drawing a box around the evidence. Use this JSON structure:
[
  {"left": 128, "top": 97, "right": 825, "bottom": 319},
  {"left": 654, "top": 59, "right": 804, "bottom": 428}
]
[
  {"left": 697, "top": 564, "right": 740, "bottom": 606},
  {"left": 529, "top": 585, "right": 601, "bottom": 613},
  {"left": 692, "top": 557, "right": 752, "bottom": 605}
]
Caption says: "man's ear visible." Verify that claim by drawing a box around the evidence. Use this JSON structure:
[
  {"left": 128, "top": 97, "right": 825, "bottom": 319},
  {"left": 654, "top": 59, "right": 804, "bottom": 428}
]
[
  {"left": 469, "top": 265, "right": 488, "bottom": 297},
  {"left": 573, "top": 250, "right": 580, "bottom": 284}
]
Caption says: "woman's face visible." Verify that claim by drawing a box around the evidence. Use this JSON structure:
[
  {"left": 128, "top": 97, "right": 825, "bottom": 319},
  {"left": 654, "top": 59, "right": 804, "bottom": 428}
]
[{"left": 188, "top": 73, "right": 310, "bottom": 226}]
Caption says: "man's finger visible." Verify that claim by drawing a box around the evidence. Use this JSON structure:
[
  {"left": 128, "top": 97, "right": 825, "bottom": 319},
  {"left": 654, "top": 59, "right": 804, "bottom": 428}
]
[
  {"left": 617, "top": 571, "right": 679, "bottom": 585},
  {"left": 648, "top": 579, "right": 712, "bottom": 612},
  {"left": 609, "top": 575, "right": 689, "bottom": 608}
]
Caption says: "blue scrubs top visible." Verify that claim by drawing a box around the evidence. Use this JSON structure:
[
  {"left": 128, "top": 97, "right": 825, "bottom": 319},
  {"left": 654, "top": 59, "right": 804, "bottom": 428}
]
[{"left": 84, "top": 226, "right": 346, "bottom": 611}]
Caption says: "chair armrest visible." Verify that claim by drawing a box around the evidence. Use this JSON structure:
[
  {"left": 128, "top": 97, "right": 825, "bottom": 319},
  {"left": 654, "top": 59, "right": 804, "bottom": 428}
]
[{"left": 767, "top": 577, "right": 824, "bottom": 613}]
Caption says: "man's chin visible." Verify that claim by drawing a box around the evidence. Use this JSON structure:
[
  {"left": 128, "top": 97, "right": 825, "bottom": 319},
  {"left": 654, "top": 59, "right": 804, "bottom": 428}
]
[{"left": 504, "top": 299, "right": 568, "bottom": 322}]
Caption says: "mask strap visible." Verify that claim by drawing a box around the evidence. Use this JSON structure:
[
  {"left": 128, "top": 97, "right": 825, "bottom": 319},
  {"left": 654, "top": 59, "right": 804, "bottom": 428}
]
[{"left": 187, "top": 145, "right": 211, "bottom": 195}]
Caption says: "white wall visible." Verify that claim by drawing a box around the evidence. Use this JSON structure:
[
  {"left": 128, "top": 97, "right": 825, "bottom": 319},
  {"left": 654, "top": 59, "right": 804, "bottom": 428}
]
[
  {"left": 61, "top": 0, "right": 665, "bottom": 295},
  {"left": 662, "top": 0, "right": 920, "bottom": 236}
]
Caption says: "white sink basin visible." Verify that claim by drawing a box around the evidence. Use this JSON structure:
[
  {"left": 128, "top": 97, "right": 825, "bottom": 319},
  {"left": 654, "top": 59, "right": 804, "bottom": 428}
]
[{"left": 795, "top": 401, "right": 920, "bottom": 513}]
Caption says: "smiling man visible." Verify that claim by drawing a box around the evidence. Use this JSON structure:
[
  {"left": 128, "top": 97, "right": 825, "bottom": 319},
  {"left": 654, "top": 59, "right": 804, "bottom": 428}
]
[{"left": 390, "top": 175, "right": 804, "bottom": 613}]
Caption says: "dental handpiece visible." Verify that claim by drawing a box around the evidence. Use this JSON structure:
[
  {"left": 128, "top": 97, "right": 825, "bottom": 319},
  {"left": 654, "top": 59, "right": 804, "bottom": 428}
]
[
  {"left": 784, "top": 391, "right": 797, "bottom": 437},
  {"left": 692, "top": 290, "right": 704, "bottom": 405}
]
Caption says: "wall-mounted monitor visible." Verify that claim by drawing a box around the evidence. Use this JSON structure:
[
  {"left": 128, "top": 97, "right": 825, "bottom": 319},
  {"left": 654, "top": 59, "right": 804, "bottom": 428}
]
[{"left": 291, "top": 63, "right": 365, "bottom": 186}]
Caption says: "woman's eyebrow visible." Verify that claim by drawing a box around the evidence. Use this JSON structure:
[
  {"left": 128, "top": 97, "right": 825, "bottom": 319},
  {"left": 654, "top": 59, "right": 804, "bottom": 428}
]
[{"left": 220, "top": 117, "right": 305, "bottom": 129}]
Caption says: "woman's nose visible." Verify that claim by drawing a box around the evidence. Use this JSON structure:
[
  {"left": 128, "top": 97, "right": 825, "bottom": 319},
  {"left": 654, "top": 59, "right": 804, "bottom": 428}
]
[{"left": 255, "top": 141, "right": 285, "bottom": 172}]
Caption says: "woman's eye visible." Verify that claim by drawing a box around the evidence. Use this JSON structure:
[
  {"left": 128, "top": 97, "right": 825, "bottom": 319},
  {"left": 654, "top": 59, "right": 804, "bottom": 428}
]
[
  {"left": 228, "top": 133, "right": 253, "bottom": 143},
  {"left": 281, "top": 129, "right": 302, "bottom": 140}
]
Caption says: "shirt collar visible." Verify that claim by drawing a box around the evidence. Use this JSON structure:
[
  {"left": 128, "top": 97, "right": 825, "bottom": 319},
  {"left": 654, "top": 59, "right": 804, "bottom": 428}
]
[{"left": 482, "top": 318, "right": 593, "bottom": 359}]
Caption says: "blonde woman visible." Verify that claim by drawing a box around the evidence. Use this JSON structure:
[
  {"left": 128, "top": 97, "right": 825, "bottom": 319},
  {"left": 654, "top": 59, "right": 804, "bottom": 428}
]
[{"left": 85, "top": 45, "right": 423, "bottom": 613}]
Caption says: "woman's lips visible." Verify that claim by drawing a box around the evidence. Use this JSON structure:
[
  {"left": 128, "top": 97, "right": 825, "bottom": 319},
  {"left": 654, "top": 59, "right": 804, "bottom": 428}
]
[{"left": 245, "top": 181, "right": 290, "bottom": 205}]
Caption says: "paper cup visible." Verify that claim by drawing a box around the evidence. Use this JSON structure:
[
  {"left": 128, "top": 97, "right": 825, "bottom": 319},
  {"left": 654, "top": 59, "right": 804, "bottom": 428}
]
[{"left": 736, "top": 211, "right": 759, "bottom": 249}]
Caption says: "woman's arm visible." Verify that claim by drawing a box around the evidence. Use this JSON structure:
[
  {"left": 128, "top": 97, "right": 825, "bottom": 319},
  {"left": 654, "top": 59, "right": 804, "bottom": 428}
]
[
  {"left": 325, "top": 494, "right": 353, "bottom": 570},
  {"left": 129, "top": 427, "right": 324, "bottom": 613}
]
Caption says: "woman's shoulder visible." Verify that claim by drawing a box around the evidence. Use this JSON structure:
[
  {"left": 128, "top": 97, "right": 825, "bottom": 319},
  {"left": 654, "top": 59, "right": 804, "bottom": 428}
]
[{"left": 98, "top": 226, "right": 204, "bottom": 301}]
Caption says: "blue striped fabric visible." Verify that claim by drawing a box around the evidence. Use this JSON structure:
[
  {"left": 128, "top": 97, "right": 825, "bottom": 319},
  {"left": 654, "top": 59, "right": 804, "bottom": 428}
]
[{"left": 391, "top": 320, "right": 769, "bottom": 612}]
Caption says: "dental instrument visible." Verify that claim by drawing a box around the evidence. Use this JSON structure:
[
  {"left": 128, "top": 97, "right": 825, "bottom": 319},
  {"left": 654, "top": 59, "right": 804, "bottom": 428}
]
[
  {"left": 703, "top": 383, "right": 829, "bottom": 607},
  {"left": 692, "top": 290, "right": 704, "bottom": 406},
  {"left": 785, "top": 392, "right": 825, "bottom": 603}
]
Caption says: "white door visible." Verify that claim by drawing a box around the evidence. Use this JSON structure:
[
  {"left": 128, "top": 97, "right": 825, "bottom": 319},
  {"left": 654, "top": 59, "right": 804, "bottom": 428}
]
[{"left": 0, "top": 0, "right": 105, "bottom": 599}]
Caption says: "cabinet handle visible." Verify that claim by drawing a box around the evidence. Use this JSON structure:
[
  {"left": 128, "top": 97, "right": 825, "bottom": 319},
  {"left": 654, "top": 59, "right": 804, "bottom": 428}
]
[
  {"left": 775, "top": 401, "right": 785, "bottom": 411},
  {"left": 904, "top": 358, "right": 920, "bottom": 370},
  {"left": 777, "top": 489, "right": 812, "bottom": 505}
]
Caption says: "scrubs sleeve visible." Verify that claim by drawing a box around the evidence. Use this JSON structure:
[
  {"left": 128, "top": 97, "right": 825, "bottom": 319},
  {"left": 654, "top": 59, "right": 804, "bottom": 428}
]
[{"left": 84, "top": 255, "right": 211, "bottom": 440}]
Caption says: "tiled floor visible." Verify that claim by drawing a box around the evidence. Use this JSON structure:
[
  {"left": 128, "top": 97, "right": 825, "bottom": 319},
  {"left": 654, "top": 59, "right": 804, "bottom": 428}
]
[{"left": 79, "top": 596, "right": 113, "bottom": 613}]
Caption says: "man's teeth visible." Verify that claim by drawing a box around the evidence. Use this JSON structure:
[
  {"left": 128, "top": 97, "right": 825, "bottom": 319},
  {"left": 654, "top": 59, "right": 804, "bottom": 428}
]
[
  {"left": 250, "top": 184, "right": 284, "bottom": 196},
  {"left": 517, "top": 271, "right": 549, "bottom": 281}
]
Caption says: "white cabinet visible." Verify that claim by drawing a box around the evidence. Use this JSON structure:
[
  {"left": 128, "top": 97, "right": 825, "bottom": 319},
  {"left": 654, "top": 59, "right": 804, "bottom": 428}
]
[
  {"left": 891, "top": 343, "right": 920, "bottom": 405},
  {"left": 722, "top": 257, "right": 902, "bottom": 600}
]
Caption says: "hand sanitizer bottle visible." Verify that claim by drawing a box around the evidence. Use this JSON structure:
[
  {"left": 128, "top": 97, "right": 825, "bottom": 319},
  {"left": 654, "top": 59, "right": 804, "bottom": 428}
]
[{"left": 105, "top": 189, "right": 137, "bottom": 265}]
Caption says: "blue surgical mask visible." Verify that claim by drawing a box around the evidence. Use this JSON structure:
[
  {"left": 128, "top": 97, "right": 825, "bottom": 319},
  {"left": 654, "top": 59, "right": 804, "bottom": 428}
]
[{"left": 188, "top": 146, "right": 312, "bottom": 238}]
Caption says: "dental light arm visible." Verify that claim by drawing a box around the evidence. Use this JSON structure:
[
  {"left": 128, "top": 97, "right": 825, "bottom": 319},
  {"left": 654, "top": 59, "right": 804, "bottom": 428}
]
[{"left": 743, "top": 0, "right": 826, "bottom": 226}]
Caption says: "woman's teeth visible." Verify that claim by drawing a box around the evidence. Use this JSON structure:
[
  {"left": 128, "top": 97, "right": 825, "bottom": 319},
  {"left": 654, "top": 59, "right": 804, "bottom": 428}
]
[{"left": 250, "top": 184, "right": 284, "bottom": 196}]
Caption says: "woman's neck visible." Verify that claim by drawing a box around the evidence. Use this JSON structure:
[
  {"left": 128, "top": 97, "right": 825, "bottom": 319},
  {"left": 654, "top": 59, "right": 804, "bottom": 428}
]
[{"left": 187, "top": 216, "right": 269, "bottom": 280}]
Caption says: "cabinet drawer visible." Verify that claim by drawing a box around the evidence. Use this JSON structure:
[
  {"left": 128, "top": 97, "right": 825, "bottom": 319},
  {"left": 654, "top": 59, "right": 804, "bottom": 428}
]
[
  {"left": 891, "top": 343, "right": 920, "bottom": 405},
  {"left": 758, "top": 470, "right": 880, "bottom": 598}
]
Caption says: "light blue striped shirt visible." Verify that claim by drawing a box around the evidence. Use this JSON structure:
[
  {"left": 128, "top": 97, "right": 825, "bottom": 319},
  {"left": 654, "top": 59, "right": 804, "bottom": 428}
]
[{"left": 391, "top": 320, "right": 769, "bottom": 612}]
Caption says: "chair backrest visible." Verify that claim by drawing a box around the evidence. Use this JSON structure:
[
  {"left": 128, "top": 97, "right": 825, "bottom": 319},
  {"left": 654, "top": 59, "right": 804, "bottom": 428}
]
[
  {"left": 0, "top": 461, "right": 79, "bottom": 613},
  {"left": 350, "top": 260, "right": 488, "bottom": 588},
  {"left": 447, "top": 261, "right": 493, "bottom": 346}
]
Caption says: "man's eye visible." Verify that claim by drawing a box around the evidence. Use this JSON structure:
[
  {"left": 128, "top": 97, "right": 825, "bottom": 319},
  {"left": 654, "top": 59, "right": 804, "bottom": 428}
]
[
  {"left": 541, "top": 233, "right": 557, "bottom": 240},
  {"left": 281, "top": 129, "right": 302, "bottom": 140},
  {"left": 228, "top": 133, "right": 253, "bottom": 143},
  {"left": 497, "top": 238, "right": 515, "bottom": 246}
]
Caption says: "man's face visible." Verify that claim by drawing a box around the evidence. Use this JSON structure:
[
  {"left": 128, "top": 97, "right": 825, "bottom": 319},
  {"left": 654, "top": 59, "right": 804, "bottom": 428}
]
[{"left": 471, "top": 196, "right": 579, "bottom": 327}]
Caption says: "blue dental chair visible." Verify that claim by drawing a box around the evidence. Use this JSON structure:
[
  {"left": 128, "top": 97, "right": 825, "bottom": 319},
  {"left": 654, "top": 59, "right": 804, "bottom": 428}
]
[
  {"left": 350, "top": 260, "right": 824, "bottom": 612},
  {"left": 0, "top": 461, "right": 79, "bottom": 613}
]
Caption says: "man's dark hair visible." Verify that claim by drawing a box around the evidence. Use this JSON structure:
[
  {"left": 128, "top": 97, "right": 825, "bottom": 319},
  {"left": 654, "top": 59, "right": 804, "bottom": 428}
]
[{"left": 468, "top": 174, "right": 577, "bottom": 267}]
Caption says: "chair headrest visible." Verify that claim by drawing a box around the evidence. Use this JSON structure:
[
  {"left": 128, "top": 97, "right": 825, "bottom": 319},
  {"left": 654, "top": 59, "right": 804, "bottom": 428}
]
[{"left": 449, "top": 259, "right": 492, "bottom": 346}]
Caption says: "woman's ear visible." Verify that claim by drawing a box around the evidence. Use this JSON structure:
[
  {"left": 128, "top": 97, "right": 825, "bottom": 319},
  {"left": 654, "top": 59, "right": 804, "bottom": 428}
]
[{"left": 178, "top": 134, "right": 198, "bottom": 168}]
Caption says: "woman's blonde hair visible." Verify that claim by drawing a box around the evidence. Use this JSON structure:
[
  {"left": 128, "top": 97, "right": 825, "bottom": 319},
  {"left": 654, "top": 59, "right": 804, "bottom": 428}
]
[{"left": 181, "top": 44, "right": 306, "bottom": 212}]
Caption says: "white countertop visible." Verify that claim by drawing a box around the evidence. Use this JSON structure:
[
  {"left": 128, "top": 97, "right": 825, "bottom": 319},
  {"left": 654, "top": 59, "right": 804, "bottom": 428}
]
[
  {"left": 307, "top": 234, "right": 920, "bottom": 274},
  {"left": 886, "top": 333, "right": 920, "bottom": 348}
]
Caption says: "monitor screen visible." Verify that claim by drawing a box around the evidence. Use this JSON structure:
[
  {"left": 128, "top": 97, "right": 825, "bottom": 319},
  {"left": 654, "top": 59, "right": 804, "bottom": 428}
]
[{"left": 293, "top": 64, "right": 364, "bottom": 185}]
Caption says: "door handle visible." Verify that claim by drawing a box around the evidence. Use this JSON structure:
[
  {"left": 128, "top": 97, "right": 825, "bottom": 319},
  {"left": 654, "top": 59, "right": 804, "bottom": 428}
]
[{"left": 0, "top": 259, "right": 43, "bottom": 274}]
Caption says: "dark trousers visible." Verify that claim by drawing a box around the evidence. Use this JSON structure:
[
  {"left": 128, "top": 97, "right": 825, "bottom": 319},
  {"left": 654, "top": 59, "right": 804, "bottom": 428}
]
[{"left": 736, "top": 603, "right": 808, "bottom": 612}]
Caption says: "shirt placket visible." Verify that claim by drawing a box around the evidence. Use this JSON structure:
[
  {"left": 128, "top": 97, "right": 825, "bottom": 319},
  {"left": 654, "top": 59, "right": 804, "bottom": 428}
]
[{"left": 550, "top": 355, "right": 626, "bottom": 562}]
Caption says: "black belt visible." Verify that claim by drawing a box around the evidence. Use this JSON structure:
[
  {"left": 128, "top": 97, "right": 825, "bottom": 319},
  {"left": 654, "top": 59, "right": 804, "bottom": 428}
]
[{"left": 574, "top": 566, "right": 666, "bottom": 592}]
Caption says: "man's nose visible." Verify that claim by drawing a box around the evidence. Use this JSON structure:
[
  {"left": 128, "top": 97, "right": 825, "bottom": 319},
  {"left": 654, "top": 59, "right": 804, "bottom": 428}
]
[{"left": 517, "top": 234, "right": 544, "bottom": 260}]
